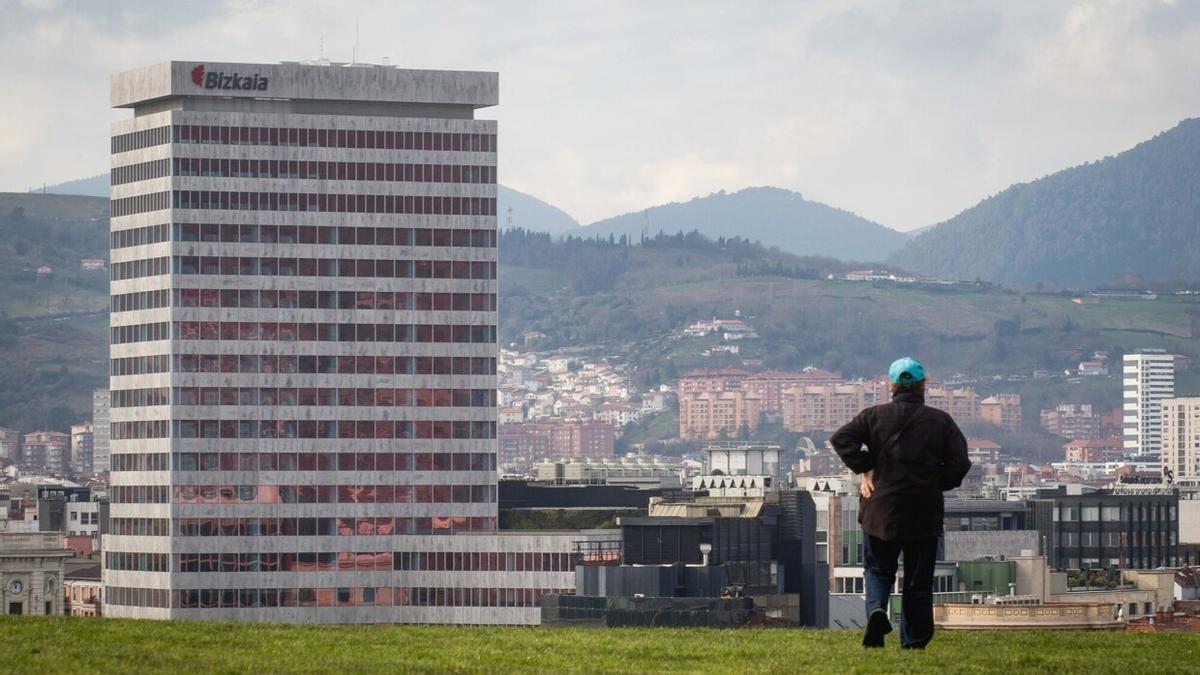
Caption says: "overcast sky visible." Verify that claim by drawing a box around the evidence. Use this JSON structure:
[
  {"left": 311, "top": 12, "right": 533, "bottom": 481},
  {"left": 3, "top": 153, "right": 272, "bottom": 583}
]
[{"left": 2, "top": 0, "right": 1199, "bottom": 230}]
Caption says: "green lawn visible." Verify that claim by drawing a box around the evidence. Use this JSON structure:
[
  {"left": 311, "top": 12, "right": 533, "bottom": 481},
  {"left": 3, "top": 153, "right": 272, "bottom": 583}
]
[{"left": 2, "top": 617, "right": 1198, "bottom": 674}]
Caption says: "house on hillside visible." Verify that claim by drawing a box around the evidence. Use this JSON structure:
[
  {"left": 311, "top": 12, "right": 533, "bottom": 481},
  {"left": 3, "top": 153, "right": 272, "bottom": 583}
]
[
  {"left": 79, "top": 258, "right": 106, "bottom": 271},
  {"left": 35, "top": 265, "right": 53, "bottom": 278}
]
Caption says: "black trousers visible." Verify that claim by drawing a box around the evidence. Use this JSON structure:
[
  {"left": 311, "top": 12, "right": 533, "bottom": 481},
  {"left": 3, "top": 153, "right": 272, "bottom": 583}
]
[{"left": 863, "top": 534, "right": 939, "bottom": 648}]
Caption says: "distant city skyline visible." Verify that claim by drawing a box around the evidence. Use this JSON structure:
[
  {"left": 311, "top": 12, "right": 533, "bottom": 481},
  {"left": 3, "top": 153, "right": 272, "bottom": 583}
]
[{"left": 3, "top": 1, "right": 1200, "bottom": 231}]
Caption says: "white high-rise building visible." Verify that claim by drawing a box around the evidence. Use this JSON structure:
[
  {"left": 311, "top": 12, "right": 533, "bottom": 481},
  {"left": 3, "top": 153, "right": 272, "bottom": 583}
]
[
  {"left": 1162, "top": 397, "right": 1200, "bottom": 482},
  {"left": 1123, "top": 350, "right": 1175, "bottom": 458},
  {"left": 104, "top": 60, "right": 604, "bottom": 624}
]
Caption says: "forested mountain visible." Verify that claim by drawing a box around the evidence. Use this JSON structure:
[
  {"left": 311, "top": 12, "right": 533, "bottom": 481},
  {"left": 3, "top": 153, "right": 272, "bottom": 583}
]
[
  {"left": 575, "top": 186, "right": 908, "bottom": 262},
  {"left": 890, "top": 118, "right": 1200, "bottom": 286}
]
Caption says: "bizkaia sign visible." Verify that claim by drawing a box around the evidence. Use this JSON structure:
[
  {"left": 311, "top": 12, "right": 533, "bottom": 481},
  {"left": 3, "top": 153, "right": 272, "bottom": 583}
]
[{"left": 190, "top": 64, "right": 269, "bottom": 91}]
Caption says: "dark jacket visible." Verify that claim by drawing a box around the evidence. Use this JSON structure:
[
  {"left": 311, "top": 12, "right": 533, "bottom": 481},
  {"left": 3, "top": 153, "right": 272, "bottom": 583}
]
[{"left": 829, "top": 390, "right": 971, "bottom": 541}]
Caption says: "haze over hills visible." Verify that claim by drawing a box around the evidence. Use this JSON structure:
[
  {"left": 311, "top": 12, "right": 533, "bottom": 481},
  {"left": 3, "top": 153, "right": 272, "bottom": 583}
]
[
  {"left": 575, "top": 186, "right": 909, "bottom": 262},
  {"left": 891, "top": 118, "right": 1200, "bottom": 287}
]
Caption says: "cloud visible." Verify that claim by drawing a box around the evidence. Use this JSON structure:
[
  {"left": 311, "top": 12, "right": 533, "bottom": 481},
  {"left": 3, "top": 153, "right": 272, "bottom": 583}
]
[{"left": 1, "top": 0, "right": 1199, "bottom": 231}]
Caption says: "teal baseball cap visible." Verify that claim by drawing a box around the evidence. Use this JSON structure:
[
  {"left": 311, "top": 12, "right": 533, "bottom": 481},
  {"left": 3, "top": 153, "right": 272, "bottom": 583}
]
[{"left": 889, "top": 357, "right": 925, "bottom": 384}]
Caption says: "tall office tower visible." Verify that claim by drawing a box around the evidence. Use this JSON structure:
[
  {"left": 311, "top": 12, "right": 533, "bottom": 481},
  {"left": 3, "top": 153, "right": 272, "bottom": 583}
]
[
  {"left": 106, "top": 61, "right": 503, "bottom": 620},
  {"left": 91, "top": 389, "right": 111, "bottom": 474},
  {"left": 1123, "top": 350, "right": 1175, "bottom": 459},
  {"left": 1161, "top": 398, "right": 1200, "bottom": 481}
]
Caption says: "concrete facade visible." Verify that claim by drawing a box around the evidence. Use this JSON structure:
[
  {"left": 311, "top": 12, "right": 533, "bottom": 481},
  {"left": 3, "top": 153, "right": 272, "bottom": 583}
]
[
  {"left": 0, "top": 532, "right": 72, "bottom": 616},
  {"left": 102, "top": 60, "right": 583, "bottom": 623}
]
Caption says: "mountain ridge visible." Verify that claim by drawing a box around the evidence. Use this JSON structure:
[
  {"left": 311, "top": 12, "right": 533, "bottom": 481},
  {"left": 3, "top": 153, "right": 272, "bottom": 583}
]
[
  {"left": 575, "top": 186, "right": 909, "bottom": 262},
  {"left": 890, "top": 118, "right": 1200, "bottom": 286}
]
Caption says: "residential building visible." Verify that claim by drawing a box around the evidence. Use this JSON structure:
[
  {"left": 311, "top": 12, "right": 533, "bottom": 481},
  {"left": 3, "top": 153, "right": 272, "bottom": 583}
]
[
  {"left": 91, "top": 389, "right": 111, "bottom": 474},
  {"left": 21, "top": 431, "right": 70, "bottom": 475},
  {"left": 1063, "top": 438, "right": 1124, "bottom": 464},
  {"left": 65, "top": 563, "right": 103, "bottom": 617},
  {"left": 676, "top": 368, "right": 751, "bottom": 396},
  {"left": 1162, "top": 397, "right": 1200, "bottom": 481},
  {"left": 967, "top": 439, "right": 1001, "bottom": 464},
  {"left": 70, "top": 422, "right": 94, "bottom": 475},
  {"left": 0, "top": 427, "right": 20, "bottom": 464},
  {"left": 677, "top": 390, "right": 763, "bottom": 440},
  {"left": 740, "top": 369, "right": 842, "bottom": 415},
  {"left": 1124, "top": 350, "right": 1175, "bottom": 458},
  {"left": 1041, "top": 403, "right": 1103, "bottom": 440},
  {"left": 980, "top": 394, "right": 1022, "bottom": 433},
  {"left": 498, "top": 421, "right": 615, "bottom": 464}
]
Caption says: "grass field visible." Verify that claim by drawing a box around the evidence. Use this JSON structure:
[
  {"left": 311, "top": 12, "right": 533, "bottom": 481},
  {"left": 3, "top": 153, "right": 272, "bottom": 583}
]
[{"left": 2, "top": 617, "right": 1198, "bottom": 674}]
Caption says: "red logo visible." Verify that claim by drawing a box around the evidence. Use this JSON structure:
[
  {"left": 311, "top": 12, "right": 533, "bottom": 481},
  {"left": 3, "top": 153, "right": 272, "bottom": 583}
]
[{"left": 191, "top": 64, "right": 205, "bottom": 86}]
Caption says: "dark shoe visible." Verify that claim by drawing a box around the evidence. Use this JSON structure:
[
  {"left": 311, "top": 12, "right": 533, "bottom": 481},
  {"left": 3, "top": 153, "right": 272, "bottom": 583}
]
[{"left": 862, "top": 609, "right": 892, "bottom": 648}]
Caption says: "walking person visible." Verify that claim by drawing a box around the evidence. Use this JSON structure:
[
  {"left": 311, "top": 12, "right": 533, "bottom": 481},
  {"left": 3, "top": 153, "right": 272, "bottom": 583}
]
[{"left": 829, "top": 357, "right": 971, "bottom": 649}]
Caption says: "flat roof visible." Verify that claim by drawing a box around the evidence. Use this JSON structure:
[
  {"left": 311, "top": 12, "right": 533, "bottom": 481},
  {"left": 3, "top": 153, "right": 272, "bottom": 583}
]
[{"left": 112, "top": 61, "right": 498, "bottom": 109}]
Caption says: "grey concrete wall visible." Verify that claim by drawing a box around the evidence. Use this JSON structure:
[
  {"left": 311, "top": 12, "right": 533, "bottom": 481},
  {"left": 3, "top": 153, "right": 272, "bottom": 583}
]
[
  {"left": 942, "top": 530, "right": 1040, "bottom": 562},
  {"left": 112, "top": 61, "right": 497, "bottom": 109}
]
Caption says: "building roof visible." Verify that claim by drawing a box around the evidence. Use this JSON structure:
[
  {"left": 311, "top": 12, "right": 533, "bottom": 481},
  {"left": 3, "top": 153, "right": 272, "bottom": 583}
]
[
  {"left": 66, "top": 564, "right": 102, "bottom": 581},
  {"left": 967, "top": 439, "right": 1001, "bottom": 449}
]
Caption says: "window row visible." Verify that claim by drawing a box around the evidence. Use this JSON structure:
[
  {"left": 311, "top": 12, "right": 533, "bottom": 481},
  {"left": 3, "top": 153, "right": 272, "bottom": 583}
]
[
  {"left": 173, "top": 419, "right": 498, "bottom": 440},
  {"left": 111, "top": 322, "right": 169, "bottom": 345},
  {"left": 109, "top": 517, "right": 169, "bottom": 537},
  {"left": 111, "top": 223, "right": 170, "bottom": 249},
  {"left": 111, "top": 158, "right": 171, "bottom": 186},
  {"left": 176, "top": 223, "right": 496, "bottom": 247},
  {"left": 174, "top": 515, "right": 497, "bottom": 537},
  {"left": 174, "top": 190, "right": 496, "bottom": 216},
  {"left": 110, "top": 354, "right": 170, "bottom": 376},
  {"left": 173, "top": 483, "right": 496, "bottom": 505},
  {"left": 174, "top": 450, "right": 496, "bottom": 473},
  {"left": 111, "top": 485, "right": 169, "bottom": 504},
  {"left": 112, "top": 256, "right": 169, "bottom": 281},
  {"left": 106, "top": 586, "right": 170, "bottom": 609},
  {"left": 170, "top": 158, "right": 496, "bottom": 185},
  {"left": 171, "top": 354, "right": 496, "bottom": 376},
  {"left": 107, "top": 552, "right": 169, "bottom": 572},
  {"left": 175, "top": 586, "right": 566, "bottom": 611},
  {"left": 170, "top": 387, "right": 496, "bottom": 408},
  {"left": 112, "top": 191, "right": 171, "bottom": 217},
  {"left": 174, "top": 288, "right": 495, "bottom": 311},
  {"left": 173, "top": 125, "right": 496, "bottom": 153},
  {"left": 112, "top": 289, "right": 170, "bottom": 313},
  {"left": 174, "top": 256, "right": 497, "bottom": 280},
  {"left": 172, "top": 321, "right": 496, "bottom": 344},
  {"left": 111, "top": 452, "right": 170, "bottom": 472},
  {"left": 394, "top": 551, "right": 575, "bottom": 573},
  {"left": 171, "top": 550, "right": 573, "bottom": 574},
  {"left": 111, "top": 126, "right": 170, "bottom": 154},
  {"left": 112, "top": 387, "right": 169, "bottom": 407},
  {"left": 112, "top": 420, "right": 169, "bottom": 439}
]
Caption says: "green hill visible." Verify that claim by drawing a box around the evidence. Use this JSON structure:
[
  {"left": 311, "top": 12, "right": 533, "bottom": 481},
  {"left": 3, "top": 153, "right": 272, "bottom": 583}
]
[
  {"left": 500, "top": 229, "right": 1200, "bottom": 390},
  {"left": 1, "top": 617, "right": 1195, "bottom": 674},
  {"left": 890, "top": 118, "right": 1200, "bottom": 286},
  {"left": 2, "top": 194, "right": 1198, "bottom": 433},
  {"left": 0, "top": 193, "right": 109, "bottom": 430},
  {"left": 576, "top": 186, "right": 909, "bottom": 262}
]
